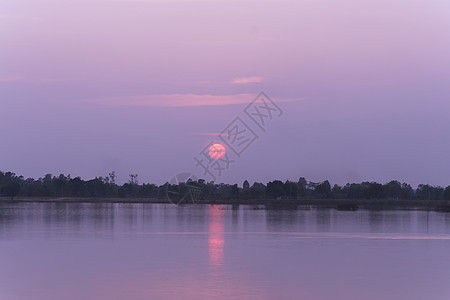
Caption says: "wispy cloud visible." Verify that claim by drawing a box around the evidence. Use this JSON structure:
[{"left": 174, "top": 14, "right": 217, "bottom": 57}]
[
  {"left": 80, "top": 93, "right": 258, "bottom": 107},
  {"left": 195, "top": 132, "right": 235, "bottom": 136},
  {"left": 232, "top": 76, "right": 263, "bottom": 84},
  {"left": 195, "top": 132, "right": 223, "bottom": 136}
]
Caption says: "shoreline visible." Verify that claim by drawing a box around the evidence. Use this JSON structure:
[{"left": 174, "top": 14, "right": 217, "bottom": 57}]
[{"left": 2, "top": 197, "right": 450, "bottom": 212}]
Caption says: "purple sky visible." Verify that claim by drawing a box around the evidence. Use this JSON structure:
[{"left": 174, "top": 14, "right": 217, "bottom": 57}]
[{"left": 1, "top": 0, "right": 450, "bottom": 187}]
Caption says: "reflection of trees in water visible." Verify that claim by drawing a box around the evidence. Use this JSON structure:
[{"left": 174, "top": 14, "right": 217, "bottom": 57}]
[
  {"left": 120, "top": 203, "right": 140, "bottom": 229},
  {"left": 380, "top": 211, "right": 406, "bottom": 233},
  {"left": 263, "top": 209, "right": 420, "bottom": 234},
  {"left": 368, "top": 211, "right": 384, "bottom": 232},
  {"left": 265, "top": 210, "right": 302, "bottom": 232},
  {"left": 0, "top": 203, "right": 116, "bottom": 239},
  {"left": 241, "top": 207, "right": 266, "bottom": 233},
  {"left": 0, "top": 203, "right": 27, "bottom": 239},
  {"left": 444, "top": 213, "right": 450, "bottom": 234},
  {"left": 265, "top": 208, "right": 331, "bottom": 233},
  {"left": 231, "top": 204, "right": 239, "bottom": 229},
  {"left": 2, "top": 203, "right": 449, "bottom": 242},
  {"left": 140, "top": 203, "right": 155, "bottom": 228},
  {"left": 357, "top": 210, "right": 418, "bottom": 234},
  {"left": 43, "top": 202, "right": 116, "bottom": 238},
  {"left": 174, "top": 205, "right": 208, "bottom": 233},
  {"left": 416, "top": 213, "right": 431, "bottom": 234},
  {"left": 399, "top": 211, "right": 413, "bottom": 232},
  {"left": 314, "top": 209, "right": 332, "bottom": 232}
]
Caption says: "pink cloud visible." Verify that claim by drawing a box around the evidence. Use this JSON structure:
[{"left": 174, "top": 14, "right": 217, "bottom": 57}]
[
  {"left": 232, "top": 76, "right": 263, "bottom": 84},
  {"left": 80, "top": 93, "right": 257, "bottom": 107},
  {"left": 80, "top": 93, "right": 301, "bottom": 107}
]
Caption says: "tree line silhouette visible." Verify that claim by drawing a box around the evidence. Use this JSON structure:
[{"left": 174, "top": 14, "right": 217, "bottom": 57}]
[{"left": 1, "top": 170, "right": 450, "bottom": 201}]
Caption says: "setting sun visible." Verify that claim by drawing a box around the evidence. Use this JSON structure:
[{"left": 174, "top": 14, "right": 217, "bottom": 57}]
[{"left": 209, "top": 143, "right": 226, "bottom": 160}]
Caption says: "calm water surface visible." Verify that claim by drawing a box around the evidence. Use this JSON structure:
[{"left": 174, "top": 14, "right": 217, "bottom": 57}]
[{"left": 1, "top": 203, "right": 450, "bottom": 300}]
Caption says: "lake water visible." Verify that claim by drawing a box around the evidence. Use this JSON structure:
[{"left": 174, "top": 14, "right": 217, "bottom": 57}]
[{"left": 1, "top": 202, "right": 450, "bottom": 300}]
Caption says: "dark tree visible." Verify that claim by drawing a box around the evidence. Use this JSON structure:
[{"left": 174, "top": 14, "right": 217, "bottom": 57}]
[
  {"left": 331, "top": 184, "right": 347, "bottom": 199},
  {"left": 67, "top": 177, "right": 84, "bottom": 197},
  {"left": 444, "top": 186, "right": 450, "bottom": 200},
  {"left": 109, "top": 171, "right": 116, "bottom": 185},
  {"left": 232, "top": 184, "right": 239, "bottom": 199},
  {"left": 344, "top": 183, "right": 364, "bottom": 199},
  {"left": 384, "top": 180, "right": 402, "bottom": 199},
  {"left": 416, "top": 184, "right": 444, "bottom": 200},
  {"left": 2, "top": 182, "right": 21, "bottom": 199},
  {"left": 53, "top": 174, "right": 69, "bottom": 197},
  {"left": 314, "top": 180, "right": 331, "bottom": 198},
  {"left": 284, "top": 180, "right": 298, "bottom": 198},
  {"left": 2, "top": 168, "right": 450, "bottom": 202},
  {"left": 297, "top": 177, "right": 307, "bottom": 197},
  {"left": 400, "top": 183, "right": 414, "bottom": 199},
  {"left": 363, "top": 182, "right": 384, "bottom": 199},
  {"left": 266, "top": 180, "right": 285, "bottom": 199},
  {"left": 243, "top": 180, "right": 250, "bottom": 190},
  {"left": 129, "top": 174, "right": 138, "bottom": 185}
]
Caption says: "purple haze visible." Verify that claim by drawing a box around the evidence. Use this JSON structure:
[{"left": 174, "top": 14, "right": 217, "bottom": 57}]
[{"left": 1, "top": 0, "right": 449, "bottom": 186}]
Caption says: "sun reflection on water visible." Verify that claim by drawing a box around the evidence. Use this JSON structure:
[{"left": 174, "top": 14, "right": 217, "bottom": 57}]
[{"left": 208, "top": 205, "right": 225, "bottom": 266}]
